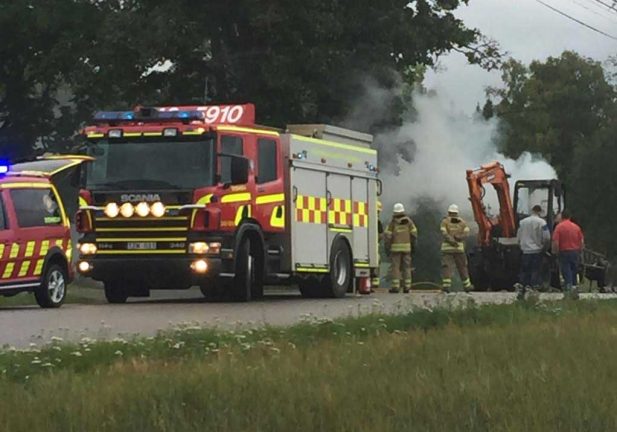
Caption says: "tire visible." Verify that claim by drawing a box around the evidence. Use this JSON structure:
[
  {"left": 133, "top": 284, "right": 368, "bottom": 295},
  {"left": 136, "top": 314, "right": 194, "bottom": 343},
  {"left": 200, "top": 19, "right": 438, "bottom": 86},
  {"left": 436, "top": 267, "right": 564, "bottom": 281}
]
[
  {"left": 200, "top": 278, "right": 228, "bottom": 301},
  {"left": 322, "top": 238, "right": 352, "bottom": 298},
  {"left": 231, "top": 239, "right": 253, "bottom": 302},
  {"left": 35, "top": 264, "right": 67, "bottom": 308},
  {"left": 104, "top": 281, "right": 128, "bottom": 304}
]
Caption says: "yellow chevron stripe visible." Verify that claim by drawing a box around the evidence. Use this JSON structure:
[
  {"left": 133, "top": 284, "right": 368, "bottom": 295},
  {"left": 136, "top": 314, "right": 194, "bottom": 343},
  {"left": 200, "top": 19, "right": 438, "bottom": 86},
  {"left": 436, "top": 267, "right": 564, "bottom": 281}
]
[
  {"left": 9, "top": 244, "right": 19, "bottom": 259},
  {"left": 18, "top": 261, "right": 31, "bottom": 277},
  {"left": 25, "top": 241, "right": 35, "bottom": 258},
  {"left": 34, "top": 260, "right": 45, "bottom": 276},
  {"left": 2, "top": 263, "right": 14, "bottom": 279},
  {"left": 40, "top": 240, "right": 49, "bottom": 256}
]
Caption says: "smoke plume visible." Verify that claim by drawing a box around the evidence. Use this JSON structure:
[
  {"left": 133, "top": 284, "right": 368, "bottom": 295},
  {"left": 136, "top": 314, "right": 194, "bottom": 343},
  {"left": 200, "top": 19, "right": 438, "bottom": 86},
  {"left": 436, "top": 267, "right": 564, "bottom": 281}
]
[{"left": 369, "top": 87, "right": 557, "bottom": 219}]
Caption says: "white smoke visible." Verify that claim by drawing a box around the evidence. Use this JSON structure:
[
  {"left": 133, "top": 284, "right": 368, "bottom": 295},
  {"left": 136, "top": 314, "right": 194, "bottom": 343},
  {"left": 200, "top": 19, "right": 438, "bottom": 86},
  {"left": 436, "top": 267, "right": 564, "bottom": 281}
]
[{"left": 377, "top": 89, "right": 556, "bottom": 218}]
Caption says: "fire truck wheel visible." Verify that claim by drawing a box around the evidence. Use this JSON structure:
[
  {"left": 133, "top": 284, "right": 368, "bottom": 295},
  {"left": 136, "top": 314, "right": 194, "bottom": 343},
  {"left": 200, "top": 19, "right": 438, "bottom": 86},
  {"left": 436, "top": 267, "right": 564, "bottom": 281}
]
[
  {"left": 35, "top": 264, "right": 67, "bottom": 308},
  {"left": 322, "top": 238, "right": 352, "bottom": 298},
  {"left": 104, "top": 281, "right": 129, "bottom": 304},
  {"left": 200, "top": 279, "right": 228, "bottom": 301},
  {"left": 231, "top": 239, "right": 253, "bottom": 302}
]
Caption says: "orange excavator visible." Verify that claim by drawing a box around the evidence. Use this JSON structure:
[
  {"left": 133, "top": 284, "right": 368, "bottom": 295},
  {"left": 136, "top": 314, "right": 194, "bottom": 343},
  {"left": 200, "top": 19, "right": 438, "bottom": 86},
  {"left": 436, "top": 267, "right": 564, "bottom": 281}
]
[{"left": 466, "top": 161, "right": 608, "bottom": 291}]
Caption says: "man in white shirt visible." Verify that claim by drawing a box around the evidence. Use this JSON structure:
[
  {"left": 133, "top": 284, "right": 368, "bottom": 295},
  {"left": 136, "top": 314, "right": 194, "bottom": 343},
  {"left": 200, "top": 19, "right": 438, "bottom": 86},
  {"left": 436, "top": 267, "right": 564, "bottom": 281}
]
[{"left": 515, "top": 205, "right": 551, "bottom": 299}]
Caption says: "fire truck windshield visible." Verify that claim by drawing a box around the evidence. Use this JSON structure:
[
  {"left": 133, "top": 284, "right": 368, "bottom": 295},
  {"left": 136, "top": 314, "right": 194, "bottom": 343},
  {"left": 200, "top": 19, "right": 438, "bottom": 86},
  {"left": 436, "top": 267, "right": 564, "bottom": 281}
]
[{"left": 85, "top": 138, "right": 215, "bottom": 190}]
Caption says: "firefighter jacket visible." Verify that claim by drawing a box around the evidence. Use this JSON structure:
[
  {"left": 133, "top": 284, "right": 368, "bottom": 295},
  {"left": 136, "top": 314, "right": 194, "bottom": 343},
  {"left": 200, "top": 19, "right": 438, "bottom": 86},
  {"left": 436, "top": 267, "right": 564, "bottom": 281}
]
[
  {"left": 440, "top": 216, "right": 470, "bottom": 254},
  {"left": 385, "top": 215, "right": 418, "bottom": 253}
]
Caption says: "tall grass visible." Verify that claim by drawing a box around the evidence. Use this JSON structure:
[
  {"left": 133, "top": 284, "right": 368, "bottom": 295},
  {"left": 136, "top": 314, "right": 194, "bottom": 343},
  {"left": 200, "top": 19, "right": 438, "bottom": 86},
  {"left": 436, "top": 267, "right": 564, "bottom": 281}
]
[{"left": 1, "top": 300, "right": 617, "bottom": 431}]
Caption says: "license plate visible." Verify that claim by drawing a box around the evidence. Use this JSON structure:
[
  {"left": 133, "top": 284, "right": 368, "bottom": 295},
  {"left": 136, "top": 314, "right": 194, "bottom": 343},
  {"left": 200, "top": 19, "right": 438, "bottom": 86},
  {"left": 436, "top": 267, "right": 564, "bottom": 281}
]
[{"left": 127, "top": 242, "right": 157, "bottom": 250}]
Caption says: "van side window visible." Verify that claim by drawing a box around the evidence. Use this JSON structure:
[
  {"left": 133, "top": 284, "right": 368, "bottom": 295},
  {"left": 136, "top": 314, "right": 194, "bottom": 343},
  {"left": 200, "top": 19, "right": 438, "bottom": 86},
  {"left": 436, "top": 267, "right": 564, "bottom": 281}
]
[
  {"left": 257, "top": 138, "right": 277, "bottom": 184},
  {"left": 10, "top": 188, "right": 62, "bottom": 228},
  {"left": 220, "top": 135, "right": 243, "bottom": 184}
]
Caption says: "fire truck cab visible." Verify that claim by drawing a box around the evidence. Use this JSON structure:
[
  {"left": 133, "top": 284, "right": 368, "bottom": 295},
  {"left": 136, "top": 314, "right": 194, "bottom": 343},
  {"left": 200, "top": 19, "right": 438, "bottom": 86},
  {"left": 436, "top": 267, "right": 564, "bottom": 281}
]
[
  {"left": 77, "top": 104, "right": 380, "bottom": 303},
  {"left": 0, "top": 156, "right": 90, "bottom": 307}
]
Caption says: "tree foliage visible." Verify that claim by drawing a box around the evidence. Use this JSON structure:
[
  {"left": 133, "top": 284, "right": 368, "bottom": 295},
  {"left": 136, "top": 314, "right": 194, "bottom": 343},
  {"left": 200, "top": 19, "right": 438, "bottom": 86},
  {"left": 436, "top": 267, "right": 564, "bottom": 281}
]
[
  {"left": 488, "top": 51, "right": 617, "bottom": 258},
  {"left": 0, "top": 0, "right": 498, "bottom": 158}
]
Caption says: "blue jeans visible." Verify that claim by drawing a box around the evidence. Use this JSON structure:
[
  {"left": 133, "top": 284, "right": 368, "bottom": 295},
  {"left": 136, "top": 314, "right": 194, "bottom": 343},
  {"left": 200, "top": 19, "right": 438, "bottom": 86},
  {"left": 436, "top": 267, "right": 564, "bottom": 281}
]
[
  {"left": 559, "top": 251, "right": 580, "bottom": 289},
  {"left": 519, "top": 253, "right": 542, "bottom": 287}
]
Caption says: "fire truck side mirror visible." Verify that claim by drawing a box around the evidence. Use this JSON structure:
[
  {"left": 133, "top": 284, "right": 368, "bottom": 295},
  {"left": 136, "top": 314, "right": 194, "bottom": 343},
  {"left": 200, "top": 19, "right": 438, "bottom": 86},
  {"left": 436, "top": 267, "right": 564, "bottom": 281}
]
[{"left": 230, "top": 157, "right": 249, "bottom": 185}]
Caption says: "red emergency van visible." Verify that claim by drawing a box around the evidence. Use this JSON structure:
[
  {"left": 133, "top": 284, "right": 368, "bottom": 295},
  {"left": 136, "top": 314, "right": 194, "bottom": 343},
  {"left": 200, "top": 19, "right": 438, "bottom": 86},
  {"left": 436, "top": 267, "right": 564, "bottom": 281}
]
[{"left": 0, "top": 156, "right": 91, "bottom": 308}]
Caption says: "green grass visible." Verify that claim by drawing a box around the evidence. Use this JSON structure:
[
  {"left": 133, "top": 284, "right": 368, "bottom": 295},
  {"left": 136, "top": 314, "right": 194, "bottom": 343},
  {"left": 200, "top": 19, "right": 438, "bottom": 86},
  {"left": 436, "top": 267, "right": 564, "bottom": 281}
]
[{"left": 2, "top": 299, "right": 617, "bottom": 431}]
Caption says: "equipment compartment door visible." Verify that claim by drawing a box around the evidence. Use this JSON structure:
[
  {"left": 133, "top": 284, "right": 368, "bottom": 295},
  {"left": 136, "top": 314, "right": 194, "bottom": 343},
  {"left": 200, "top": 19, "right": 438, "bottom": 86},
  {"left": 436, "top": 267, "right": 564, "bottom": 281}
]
[
  {"left": 351, "top": 177, "right": 369, "bottom": 265},
  {"left": 290, "top": 167, "right": 328, "bottom": 270},
  {"left": 326, "top": 173, "right": 352, "bottom": 254}
]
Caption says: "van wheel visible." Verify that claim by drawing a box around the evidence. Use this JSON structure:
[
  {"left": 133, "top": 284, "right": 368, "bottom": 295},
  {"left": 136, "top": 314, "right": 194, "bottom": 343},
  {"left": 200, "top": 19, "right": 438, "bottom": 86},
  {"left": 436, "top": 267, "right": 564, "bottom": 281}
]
[
  {"left": 104, "top": 281, "right": 128, "bottom": 304},
  {"left": 231, "top": 239, "right": 253, "bottom": 302},
  {"left": 35, "top": 264, "right": 67, "bottom": 308},
  {"left": 322, "top": 238, "right": 352, "bottom": 298}
]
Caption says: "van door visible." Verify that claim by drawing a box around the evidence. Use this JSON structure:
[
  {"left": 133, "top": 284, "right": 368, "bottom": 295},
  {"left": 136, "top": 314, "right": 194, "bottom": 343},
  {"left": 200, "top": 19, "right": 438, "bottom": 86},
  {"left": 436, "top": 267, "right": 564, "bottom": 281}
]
[{"left": 8, "top": 186, "right": 68, "bottom": 282}]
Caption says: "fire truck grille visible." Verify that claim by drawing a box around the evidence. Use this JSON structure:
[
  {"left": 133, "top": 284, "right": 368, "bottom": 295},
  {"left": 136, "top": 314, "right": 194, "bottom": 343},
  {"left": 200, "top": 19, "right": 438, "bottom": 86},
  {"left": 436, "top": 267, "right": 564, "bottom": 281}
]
[{"left": 93, "top": 215, "right": 189, "bottom": 255}]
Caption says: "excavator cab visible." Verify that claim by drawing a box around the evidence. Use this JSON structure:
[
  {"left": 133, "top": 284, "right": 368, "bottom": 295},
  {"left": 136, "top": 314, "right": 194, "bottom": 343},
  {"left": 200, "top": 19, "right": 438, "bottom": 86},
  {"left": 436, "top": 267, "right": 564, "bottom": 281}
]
[{"left": 513, "top": 179, "right": 565, "bottom": 231}]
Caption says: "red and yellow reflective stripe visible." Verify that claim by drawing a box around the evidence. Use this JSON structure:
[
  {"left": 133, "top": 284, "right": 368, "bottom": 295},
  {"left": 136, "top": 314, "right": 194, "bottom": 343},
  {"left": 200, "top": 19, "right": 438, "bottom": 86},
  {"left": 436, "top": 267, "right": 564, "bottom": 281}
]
[{"left": 0, "top": 238, "right": 68, "bottom": 280}]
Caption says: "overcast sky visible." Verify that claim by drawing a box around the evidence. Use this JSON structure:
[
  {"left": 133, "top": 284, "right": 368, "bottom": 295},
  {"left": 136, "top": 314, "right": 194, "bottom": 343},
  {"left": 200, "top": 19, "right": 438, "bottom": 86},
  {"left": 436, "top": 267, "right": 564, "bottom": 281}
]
[{"left": 425, "top": 0, "right": 617, "bottom": 112}]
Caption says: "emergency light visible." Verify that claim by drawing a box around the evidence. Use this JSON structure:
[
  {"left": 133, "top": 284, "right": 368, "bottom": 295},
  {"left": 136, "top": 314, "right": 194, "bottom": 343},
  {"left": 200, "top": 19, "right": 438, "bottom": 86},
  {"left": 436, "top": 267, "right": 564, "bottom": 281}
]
[
  {"left": 93, "top": 109, "right": 205, "bottom": 124},
  {"left": 0, "top": 164, "right": 9, "bottom": 175}
]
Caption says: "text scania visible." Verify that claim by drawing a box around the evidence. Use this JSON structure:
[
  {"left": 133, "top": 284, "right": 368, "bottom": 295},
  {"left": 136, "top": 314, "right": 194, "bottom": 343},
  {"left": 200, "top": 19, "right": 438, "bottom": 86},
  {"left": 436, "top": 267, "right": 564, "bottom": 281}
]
[{"left": 121, "top": 194, "right": 162, "bottom": 202}]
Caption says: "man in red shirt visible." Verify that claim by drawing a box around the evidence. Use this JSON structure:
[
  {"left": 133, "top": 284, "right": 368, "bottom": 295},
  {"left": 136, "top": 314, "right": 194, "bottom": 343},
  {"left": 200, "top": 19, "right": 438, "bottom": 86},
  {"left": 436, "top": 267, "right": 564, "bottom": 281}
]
[{"left": 552, "top": 210, "right": 585, "bottom": 300}]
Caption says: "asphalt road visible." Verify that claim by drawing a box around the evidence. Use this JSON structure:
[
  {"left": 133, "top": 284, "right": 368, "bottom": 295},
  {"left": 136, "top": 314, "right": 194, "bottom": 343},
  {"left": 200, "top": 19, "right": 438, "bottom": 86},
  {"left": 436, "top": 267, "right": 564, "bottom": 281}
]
[{"left": 1, "top": 288, "right": 616, "bottom": 348}]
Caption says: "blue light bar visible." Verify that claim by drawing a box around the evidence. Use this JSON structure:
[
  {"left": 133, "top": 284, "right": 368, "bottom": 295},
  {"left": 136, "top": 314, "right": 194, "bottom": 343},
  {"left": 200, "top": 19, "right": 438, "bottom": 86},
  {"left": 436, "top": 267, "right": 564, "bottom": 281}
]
[
  {"left": 93, "top": 111, "right": 135, "bottom": 122},
  {"left": 0, "top": 164, "right": 9, "bottom": 175},
  {"left": 157, "top": 111, "right": 205, "bottom": 121},
  {"left": 92, "top": 109, "right": 205, "bottom": 123}
]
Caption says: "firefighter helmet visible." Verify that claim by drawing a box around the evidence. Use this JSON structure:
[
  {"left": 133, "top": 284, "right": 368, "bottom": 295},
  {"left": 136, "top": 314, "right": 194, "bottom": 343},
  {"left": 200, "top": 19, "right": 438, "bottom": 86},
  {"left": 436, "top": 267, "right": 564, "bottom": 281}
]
[
  {"left": 448, "top": 204, "right": 459, "bottom": 214},
  {"left": 393, "top": 203, "right": 405, "bottom": 214}
]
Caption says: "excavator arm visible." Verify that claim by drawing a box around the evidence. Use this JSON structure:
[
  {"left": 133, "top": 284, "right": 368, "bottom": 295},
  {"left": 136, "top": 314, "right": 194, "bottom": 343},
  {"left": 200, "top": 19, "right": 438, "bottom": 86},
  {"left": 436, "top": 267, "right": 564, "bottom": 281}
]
[{"left": 466, "top": 162, "right": 517, "bottom": 247}]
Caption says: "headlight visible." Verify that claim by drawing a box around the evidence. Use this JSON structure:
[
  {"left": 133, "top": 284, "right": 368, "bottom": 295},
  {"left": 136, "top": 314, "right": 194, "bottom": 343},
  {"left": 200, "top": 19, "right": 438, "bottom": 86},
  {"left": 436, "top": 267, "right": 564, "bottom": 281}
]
[
  {"left": 120, "top": 202, "right": 134, "bottom": 218},
  {"left": 104, "top": 202, "right": 120, "bottom": 218},
  {"left": 190, "top": 260, "right": 208, "bottom": 273},
  {"left": 189, "top": 242, "right": 209, "bottom": 254},
  {"left": 135, "top": 202, "right": 150, "bottom": 217},
  {"left": 79, "top": 243, "right": 97, "bottom": 255},
  {"left": 150, "top": 201, "right": 166, "bottom": 218},
  {"left": 78, "top": 261, "right": 92, "bottom": 272}
]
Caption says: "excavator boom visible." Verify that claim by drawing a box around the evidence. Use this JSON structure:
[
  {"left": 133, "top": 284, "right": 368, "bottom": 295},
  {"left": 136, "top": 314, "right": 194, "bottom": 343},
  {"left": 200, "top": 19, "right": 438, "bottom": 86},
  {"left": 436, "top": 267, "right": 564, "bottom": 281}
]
[{"left": 466, "top": 162, "right": 517, "bottom": 246}]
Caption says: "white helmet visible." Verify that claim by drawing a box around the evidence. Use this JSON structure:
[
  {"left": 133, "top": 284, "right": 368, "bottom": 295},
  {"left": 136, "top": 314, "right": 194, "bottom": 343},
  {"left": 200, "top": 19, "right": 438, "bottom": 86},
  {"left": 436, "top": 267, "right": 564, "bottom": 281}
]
[
  {"left": 393, "top": 203, "right": 405, "bottom": 214},
  {"left": 448, "top": 204, "right": 459, "bottom": 214}
]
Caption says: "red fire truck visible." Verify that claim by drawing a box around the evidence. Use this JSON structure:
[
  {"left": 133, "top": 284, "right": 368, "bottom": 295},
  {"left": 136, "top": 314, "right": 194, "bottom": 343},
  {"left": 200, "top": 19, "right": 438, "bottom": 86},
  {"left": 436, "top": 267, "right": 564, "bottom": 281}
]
[
  {"left": 0, "top": 156, "right": 91, "bottom": 307},
  {"left": 77, "top": 104, "right": 380, "bottom": 303}
]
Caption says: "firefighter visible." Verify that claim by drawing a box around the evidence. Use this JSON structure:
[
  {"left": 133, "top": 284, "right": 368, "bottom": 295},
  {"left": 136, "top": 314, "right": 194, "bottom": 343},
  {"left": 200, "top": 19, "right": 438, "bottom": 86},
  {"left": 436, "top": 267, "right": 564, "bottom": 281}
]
[
  {"left": 384, "top": 203, "right": 417, "bottom": 293},
  {"left": 440, "top": 204, "right": 473, "bottom": 293},
  {"left": 372, "top": 201, "right": 384, "bottom": 290}
]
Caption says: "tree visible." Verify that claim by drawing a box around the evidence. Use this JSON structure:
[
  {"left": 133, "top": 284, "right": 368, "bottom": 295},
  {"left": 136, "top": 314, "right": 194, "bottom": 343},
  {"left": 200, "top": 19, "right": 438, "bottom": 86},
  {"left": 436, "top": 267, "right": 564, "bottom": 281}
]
[
  {"left": 1, "top": 0, "right": 501, "bottom": 159},
  {"left": 0, "top": 0, "right": 100, "bottom": 158},
  {"left": 490, "top": 51, "right": 617, "bottom": 258},
  {"left": 489, "top": 52, "right": 615, "bottom": 182}
]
